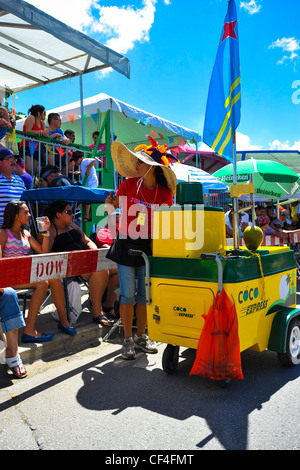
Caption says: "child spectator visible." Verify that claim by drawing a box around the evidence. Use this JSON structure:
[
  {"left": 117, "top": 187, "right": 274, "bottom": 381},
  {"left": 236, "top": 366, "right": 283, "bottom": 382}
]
[{"left": 70, "top": 151, "right": 98, "bottom": 222}]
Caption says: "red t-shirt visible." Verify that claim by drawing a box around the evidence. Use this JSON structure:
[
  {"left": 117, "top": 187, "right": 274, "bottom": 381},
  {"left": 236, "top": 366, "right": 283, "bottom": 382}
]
[{"left": 117, "top": 177, "right": 173, "bottom": 238}]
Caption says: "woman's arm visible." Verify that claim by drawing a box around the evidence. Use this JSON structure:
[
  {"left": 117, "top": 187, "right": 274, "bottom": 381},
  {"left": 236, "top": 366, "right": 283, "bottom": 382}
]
[
  {"left": 71, "top": 223, "right": 98, "bottom": 250},
  {"left": 27, "top": 217, "right": 51, "bottom": 254},
  {"left": 24, "top": 115, "right": 39, "bottom": 134},
  {"left": 0, "top": 229, "right": 8, "bottom": 256},
  {"left": 105, "top": 191, "right": 119, "bottom": 214},
  {"left": 26, "top": 230, "right": 50, "bottom": 254}
]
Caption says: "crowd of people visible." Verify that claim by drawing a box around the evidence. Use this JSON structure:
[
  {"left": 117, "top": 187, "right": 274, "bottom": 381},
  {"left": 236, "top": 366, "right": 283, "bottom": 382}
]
[
  {"left": 1, "top": 104, "right": 300, "bottom": 378},
  {"left": 0, "top": 105, "right": 117, "bottom": 378},
  {"left": 0, "top": 111, "right": 180, "bottom": 377},
  {"left": 225, "top": 200, "right": 300, "bottom": 241}
]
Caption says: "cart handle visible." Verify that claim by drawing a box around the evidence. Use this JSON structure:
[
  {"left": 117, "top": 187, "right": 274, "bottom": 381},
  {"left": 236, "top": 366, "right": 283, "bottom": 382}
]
[
  {"left": 128, "top": 249, "right": 151, "bottom": 304},
  {"left": 201, "top": 253, "right": 223, "bottom": 294}
]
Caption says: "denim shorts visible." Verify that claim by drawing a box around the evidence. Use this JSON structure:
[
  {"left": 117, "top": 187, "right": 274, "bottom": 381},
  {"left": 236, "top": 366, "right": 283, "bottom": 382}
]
[
  {"left": 117, "top": 264, "right": 146, "bottom": 305},
  {"left": 0, "top": 288, "right": 25, "bottom": 333}
]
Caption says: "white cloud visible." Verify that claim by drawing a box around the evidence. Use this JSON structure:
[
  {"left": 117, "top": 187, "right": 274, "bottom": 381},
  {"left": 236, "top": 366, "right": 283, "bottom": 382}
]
[
  {"left": 236, "top": 132, "right": 263, "bottom": 151},
  {"left": 25, "top": 0, "right": 94, "bottom": 30},
  {"left": 240, "top": 0, "right": 262, "bottom": 15},
  {"left": 25, "top": 0, "right": 158, "bottom": 56},
  {"left": 269, "top": 37, "right": 300, "bottom": 64},
  {"left": 91, "top": 0, "right": 157, "bottom": 55},
  {"left": 269, "top": 139, "right": 300, "bottom": 151}
]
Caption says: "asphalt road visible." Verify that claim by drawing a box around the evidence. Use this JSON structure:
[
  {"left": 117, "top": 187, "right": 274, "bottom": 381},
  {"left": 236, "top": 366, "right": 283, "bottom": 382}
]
[{"left": 0, "top": 336, "right": 299, "bottom": 451}]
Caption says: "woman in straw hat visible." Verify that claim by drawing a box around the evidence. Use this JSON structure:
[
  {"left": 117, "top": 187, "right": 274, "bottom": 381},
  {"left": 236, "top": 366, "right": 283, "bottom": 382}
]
[{"left": 105, "top": 137, "right": 177, "bottom": 359}]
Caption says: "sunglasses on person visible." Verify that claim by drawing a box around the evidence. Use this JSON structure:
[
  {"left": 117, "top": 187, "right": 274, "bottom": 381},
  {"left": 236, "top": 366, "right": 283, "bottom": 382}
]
[
  {"left": 0, "top": 156, "right": 16, "bottom": 162},
  {"left": 62, "top": 209, "right": 73, "bottom": 215}
]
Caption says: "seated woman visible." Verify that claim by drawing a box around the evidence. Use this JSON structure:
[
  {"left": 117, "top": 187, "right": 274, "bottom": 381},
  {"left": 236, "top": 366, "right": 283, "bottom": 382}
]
[
  {"left": 0, "top": 286, "right": 28, "bottom": 378},
  {"left": 0, "top": 201, "right": 76, "bottom": 342},
  {"left": 19, "top": 105, "right": 49, "bottom": 174},
  {"left": 47, "top": 200, "right": 117, "bottom": 326}
]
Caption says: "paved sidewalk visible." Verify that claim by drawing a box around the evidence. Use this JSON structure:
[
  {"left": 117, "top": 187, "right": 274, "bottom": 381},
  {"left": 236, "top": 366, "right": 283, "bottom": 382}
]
[{"left": 16, "top": 283, "right": 123, "bottom": 365}]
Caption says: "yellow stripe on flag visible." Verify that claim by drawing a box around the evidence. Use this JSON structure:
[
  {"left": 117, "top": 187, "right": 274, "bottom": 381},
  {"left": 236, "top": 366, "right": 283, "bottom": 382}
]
[
  {"left": 212, "top": 91, "right": 241, "bottom": 152},
  {"left": 219, "top": 125, "right": 232, "bottom": 156},
  {"left": 224, "top": 77, "right": 241, "bottom": 109}
]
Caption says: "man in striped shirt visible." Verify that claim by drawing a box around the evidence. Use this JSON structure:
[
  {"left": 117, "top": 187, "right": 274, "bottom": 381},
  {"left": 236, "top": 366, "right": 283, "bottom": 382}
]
[{"left": 0, "top": 148, "right": 26, "bottom": 226}]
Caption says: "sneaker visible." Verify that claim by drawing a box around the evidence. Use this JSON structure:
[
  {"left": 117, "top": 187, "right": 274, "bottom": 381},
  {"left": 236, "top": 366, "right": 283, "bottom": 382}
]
[
  {"left": 133, "top": 334, "right": 158, "bottom": 354},
  {"left": 121, "top": 337, "right": 136, "bottom": 360}
]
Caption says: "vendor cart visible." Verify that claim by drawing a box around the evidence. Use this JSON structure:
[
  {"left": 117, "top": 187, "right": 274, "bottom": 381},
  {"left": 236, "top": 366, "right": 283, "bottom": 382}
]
[{"left": 141, "top": 182, "right": 300, "bottom": 380}]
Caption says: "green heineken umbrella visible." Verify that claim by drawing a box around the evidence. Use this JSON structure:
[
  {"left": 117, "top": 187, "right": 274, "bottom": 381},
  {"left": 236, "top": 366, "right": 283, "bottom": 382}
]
[{"left": 213, "top": 159, "right": 300, "bottom": 200}]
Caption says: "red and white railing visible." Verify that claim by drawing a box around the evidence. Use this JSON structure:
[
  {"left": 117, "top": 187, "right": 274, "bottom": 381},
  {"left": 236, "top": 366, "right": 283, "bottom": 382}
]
[
  {"left": 226, "top": 236, "right": 287, "bottom": 247},
  {"left": 288, "top": 232, "right": 300, "bottom": 244},
  {"left": 0, "top": 248, "right": 115, "bottom": 289},
  {"left": 227, "top": 232, "right": 300, "bottom": 248}
]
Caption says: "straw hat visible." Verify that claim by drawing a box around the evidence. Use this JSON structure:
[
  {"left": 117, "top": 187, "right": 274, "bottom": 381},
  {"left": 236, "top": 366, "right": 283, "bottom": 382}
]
[{"left": 111, "top": 138, "right": 178, "bottom": 194}]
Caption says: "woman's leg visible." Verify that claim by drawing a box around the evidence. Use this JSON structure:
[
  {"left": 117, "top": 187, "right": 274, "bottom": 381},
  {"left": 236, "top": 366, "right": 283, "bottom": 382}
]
[
  {"left": 133, "top": 266, "right": 157, "bottom": 354},
  {"left": 0, "top": 288, "right": 27, "bottom": 377},
  {"left": 102, "top": 268, "right": 119, "bottom": 315},
  {"left": 13, "top": 282, "right": 48, "bottom": 337},
  {"left": 119, "top": 304, "right": 135, "bottom": 339},
  {"left": 135, "top": 303, "right": 147, "bottom": 338},
  {"left": 25, "top": 155, "right": 32, "bottom": 174},
  {"left": 5, "top": 330, "right": 27, "bottom": 377},
  {"left": 118, "top": 264, "right": 136, "bottom": 339},
  {"left": 82, "top": 271, "right": 110, "bottom": 324},
  {"left": 4, "top": 329, "right": 18, "bottom": 358},
  {"left": 48, "top": 279, "right": 70, "bottom": 327},
  {"left": 83, "top": 204, "right": 91, "bottom": 220}
]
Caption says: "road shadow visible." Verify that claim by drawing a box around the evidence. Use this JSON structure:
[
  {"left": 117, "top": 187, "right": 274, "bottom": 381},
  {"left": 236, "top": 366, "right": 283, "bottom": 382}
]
[{"left": 76, "top": 346, "right": 300, "bottom": 450}]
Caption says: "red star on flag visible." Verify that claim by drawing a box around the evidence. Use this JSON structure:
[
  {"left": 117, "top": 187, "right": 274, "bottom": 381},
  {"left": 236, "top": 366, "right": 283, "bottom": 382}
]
[{"left": 221, "top": 20, "right": 238, "bottom": 42}]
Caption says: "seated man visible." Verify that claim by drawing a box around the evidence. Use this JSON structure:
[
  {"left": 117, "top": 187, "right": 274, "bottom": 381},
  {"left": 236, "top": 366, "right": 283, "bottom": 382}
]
[
  {"left": 258, "top": 215, "right": 288, "bottom": 239},
  {"left": 225, "top": 209, "right": 245, "bottom": 238},
  {"left": 43, "top": 113, "right": 70, "bottom": 146},
  {"left": 225, "top": 200, "right": 250, "bottom": 226},
  {"left": 64, "top": 129, "right": 75, "bottom": 144},
  {"left": 41, "top": 165, "right": 74, "bottom": 187},
  {"left": 0, "top": 107, "right": 15, "bottom": 148}
]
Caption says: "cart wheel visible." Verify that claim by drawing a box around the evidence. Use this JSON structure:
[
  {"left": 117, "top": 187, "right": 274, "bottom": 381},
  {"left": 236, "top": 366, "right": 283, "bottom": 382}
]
[
  {"left": 277, "top": 318, "right": 300, "bottom": 367},
  {"left": 162, "top": 344, "right": 179, "bottom": 374}
]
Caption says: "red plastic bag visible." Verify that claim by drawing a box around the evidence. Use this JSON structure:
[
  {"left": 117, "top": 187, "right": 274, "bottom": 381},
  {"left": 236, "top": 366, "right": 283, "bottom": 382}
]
[{"left": 190, "top": 289, "right": 243, "bottom": 381}]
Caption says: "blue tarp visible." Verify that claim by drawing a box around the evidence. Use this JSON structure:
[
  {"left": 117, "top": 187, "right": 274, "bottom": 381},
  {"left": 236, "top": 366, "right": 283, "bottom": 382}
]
[{"left": 22, "top": 186, "right": 113, "bottom": 204}]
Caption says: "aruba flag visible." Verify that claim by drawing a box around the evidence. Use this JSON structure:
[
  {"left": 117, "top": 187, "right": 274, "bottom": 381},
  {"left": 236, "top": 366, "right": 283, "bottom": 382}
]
[{"left": 203, "top": 0, "right": 241, "bottom": 161}]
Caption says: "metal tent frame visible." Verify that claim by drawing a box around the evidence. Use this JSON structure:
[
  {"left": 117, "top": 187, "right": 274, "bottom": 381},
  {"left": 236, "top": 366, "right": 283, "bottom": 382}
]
[{"left": 0, "top": 0, "right": 130, "bottom": 144}]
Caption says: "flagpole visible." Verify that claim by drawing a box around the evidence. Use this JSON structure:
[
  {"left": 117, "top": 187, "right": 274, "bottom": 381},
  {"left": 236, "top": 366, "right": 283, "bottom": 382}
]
[
  {"left": 79, "top": 74, "right": 85, "bottom": 146},
  {"left": 232, "top": 130, "right": 240, "bottom": 250}
]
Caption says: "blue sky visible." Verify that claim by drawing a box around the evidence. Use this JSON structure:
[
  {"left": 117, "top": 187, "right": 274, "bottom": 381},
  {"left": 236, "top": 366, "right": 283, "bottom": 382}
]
[{"left": 8, "top": 0, "right": 300, "bottom": 152}]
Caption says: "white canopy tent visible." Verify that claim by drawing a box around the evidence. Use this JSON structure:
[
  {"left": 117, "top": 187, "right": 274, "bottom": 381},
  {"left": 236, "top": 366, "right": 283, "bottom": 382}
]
[{"left": 16, "top": 93, "right": 202, "bottom": 149}]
